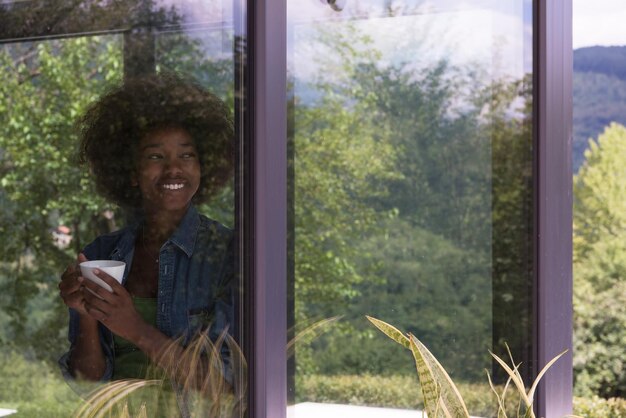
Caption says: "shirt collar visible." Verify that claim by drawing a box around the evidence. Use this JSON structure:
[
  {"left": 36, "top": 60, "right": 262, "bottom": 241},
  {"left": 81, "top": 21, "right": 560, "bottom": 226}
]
[
  {"left": 114, "top": 205, "right": 199, "bottom": 259},
  {"left": 165, "top": 205, "right": 199, "bottom": 258}
]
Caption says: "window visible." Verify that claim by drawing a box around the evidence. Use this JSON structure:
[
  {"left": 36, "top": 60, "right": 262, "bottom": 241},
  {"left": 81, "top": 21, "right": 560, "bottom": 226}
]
[
  {"left": 0, "top": 1, "right": 574, "bottom": 417},
  {"left": 286, "top": 2, "right": 534, "bottom": 417},
  {"left": 0, "top": 1, "right": 246, "bottom": 417}
]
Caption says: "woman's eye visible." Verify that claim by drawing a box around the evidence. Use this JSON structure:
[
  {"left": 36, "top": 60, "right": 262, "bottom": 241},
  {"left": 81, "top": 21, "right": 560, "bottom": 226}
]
[
  {"left": 181, "top": 152, "right": 196, "bottom": 159},
  {"left": 147, "top": 154, "right": 162, "bottom": 160}
]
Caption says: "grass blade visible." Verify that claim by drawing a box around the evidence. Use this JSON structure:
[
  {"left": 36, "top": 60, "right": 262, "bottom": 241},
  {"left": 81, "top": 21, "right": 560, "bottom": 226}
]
[
  {"left": 527, "top": 349, "right": 568, "bottom": 404},
  {"left": 489, "top": 350, "right": 532, "bottom": 410},
  {"left": 287, "top": 316, "right": 342, "bottom": 358},
  {"left": 485, "top": 370, "right": 507, "bottom": 418}
]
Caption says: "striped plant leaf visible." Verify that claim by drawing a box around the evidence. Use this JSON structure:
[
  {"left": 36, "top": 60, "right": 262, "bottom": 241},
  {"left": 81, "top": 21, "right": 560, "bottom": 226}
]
[
  {"left": 368, "top": 316, "right": 574, "bottom": 418},
  {"left": 366, "top": 316, "right": 469, "bottom": 418},
  {"left": 409, "top": 334, "right": 470, "bottom": 418},
  {"left": 365, "top": 316, "right": 410, "bottom": 349},
  {"left": 407, "top": 333, "right": 442, "bottom": 417}
]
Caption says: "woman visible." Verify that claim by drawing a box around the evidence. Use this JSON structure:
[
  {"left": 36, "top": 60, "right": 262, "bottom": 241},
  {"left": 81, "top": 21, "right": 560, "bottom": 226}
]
[{"left": 58, "top": 74, "right": 236, "bottom": 416}]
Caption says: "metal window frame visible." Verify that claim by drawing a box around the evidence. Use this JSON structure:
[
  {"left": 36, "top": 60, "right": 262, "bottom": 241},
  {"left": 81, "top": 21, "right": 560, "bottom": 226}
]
[
  {"left": 247, "top": 0, "right": 288, "bottom": 417},
  {"left": 534, "top": 0, "right": 573, "bottom": 416},
  {"left": 0, "top": 0, "right": 574, "bottom": 415},
  {"left": 250, "top": 1, "right": 573, "bottom": 418}
]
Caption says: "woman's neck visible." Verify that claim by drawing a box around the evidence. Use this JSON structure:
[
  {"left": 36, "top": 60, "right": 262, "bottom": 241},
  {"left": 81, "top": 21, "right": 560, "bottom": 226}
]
[{"left": 141, "top": 206, "right": 189, "bottom": 245}]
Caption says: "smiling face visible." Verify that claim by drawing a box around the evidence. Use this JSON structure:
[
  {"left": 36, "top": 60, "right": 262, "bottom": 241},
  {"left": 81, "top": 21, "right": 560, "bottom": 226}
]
[{"left": 133, "top": 127, "right": 201, "bottom": 218}]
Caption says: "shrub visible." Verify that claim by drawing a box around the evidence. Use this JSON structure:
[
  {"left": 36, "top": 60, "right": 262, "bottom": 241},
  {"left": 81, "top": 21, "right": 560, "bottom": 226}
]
[
  {"left": 0, "top": 350, "right": 81, "bottom": 418},
  {"left": 574, "top": 396, "right": 626, "bottom": 418},
  {"left": 296, "top": 374, "right": 523, "bottom": 417},
  {"left": 298, "top": 375, "right": 626, "bottom": 418}
]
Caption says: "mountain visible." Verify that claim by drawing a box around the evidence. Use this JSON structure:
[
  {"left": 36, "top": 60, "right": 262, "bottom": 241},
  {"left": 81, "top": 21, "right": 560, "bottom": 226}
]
[{"left": 574, "top": 46, "right": 626, "bottom": 172}]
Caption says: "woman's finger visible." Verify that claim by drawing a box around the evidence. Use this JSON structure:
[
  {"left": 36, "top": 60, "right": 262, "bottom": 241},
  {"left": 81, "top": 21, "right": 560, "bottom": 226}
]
[
  {"left": 84, "top": 303, "right": 108, "bottom": 322},
  {"left": 58, "top": 277, "right": 81, "bottom": 294},
  {"left": 93, "top": 269, "right": 124, "bottom": 293},
  {"left": 61, "top": 265, "right": 78, "bottom": 281},
  {"left": 61, "top": 253, "right": 88, "bottom": 280},
  {"left": 83, "top": 288, "right": 114, "bottom": 313},
  {"left": 81, "top": 277, "right": 116, "bottom": 303}
]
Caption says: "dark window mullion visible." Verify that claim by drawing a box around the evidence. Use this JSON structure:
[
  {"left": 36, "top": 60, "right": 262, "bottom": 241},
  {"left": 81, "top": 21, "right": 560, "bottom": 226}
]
[
  {"left": 535, "top": 0, "right": 573, "bottom": 416},
  {"left": 249, "top": 0, "right": 288, "bottom": 417}
]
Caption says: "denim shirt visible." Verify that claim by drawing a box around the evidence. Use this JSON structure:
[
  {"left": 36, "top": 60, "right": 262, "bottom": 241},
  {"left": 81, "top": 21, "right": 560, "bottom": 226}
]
[{"left": 58, "top": 205, "right": 234, "bottom": 416}]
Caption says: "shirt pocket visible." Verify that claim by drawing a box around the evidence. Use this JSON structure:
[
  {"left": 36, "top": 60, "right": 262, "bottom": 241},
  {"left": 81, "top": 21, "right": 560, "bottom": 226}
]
[{"left": 187, "top": 305, "right": 215, "bottom": 337}]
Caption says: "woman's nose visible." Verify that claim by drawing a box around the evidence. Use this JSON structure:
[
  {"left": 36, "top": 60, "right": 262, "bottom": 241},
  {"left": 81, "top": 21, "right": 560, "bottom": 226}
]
[{"left": 163, "top": 157, "right": 183, "bottom": 175}]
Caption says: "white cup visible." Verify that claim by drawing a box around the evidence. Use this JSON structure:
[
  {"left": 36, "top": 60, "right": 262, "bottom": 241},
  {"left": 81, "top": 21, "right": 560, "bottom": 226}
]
[{"left": 80, "top": 260, "right": 126, "bottom": 293}]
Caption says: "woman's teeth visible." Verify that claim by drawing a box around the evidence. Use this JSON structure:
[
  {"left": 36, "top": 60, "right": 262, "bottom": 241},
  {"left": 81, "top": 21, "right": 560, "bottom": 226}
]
[{"left": 162, "top": 183, "right": 184, "bottom": 190}]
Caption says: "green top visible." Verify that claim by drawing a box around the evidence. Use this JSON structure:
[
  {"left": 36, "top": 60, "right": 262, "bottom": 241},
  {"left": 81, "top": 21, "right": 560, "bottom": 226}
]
[
  {"left": 112, "top": 297, "right": 180, "bottom": 417},
  {"left": 112, "top": 297, "right": 158, "bottom": 380}
]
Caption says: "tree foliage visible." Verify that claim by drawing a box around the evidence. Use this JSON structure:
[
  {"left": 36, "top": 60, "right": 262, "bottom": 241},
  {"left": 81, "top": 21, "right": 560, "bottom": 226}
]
[
  {"left": 573, "top": 46, "right": 626, "bottom": 172},
  {"left": 0, "top": 36, "right": 122, "bottom": 356},
  {"left": 0, "top": 27, "right": 235, "bottom": 361},
  {"left": 291, "top": 29, "right": 399, "bottom": 322},
  {"left": 573, "top": 71, "right": 626, "bottom": 172},
  {"left": 573, "top": 123, "right": 626, "bottom": 398},
  {"left": 291, "top": 23, "right": 534, "bottom": 385}
]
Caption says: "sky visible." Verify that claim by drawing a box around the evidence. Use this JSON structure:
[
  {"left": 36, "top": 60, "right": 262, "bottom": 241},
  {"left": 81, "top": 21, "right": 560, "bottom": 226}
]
[{"left": 574, "top": 0, "right": 626, "bottom": 48}]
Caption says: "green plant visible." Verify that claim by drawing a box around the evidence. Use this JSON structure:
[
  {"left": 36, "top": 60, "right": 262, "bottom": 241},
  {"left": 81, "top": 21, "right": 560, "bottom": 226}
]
[
  {"left": 73, "top": 328, "right": 247, "bottom": 418},
  {"left": 0, "top": 350, "right": 82, "bottom": 417},
  {"left": 296, "top": 374, "right": 526, "bottom": 416},
  {"left": 573, "top": 395, "right": 626, "bottom": 417},
  {"left": 367, "top": 316, "right": 579, "bottom": 418}
]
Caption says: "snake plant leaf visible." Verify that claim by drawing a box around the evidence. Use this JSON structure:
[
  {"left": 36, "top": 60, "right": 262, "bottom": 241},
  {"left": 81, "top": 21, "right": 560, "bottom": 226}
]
[
  {"left": 408, "top": 333, "right": 471, "bottom": 418},
  {"left": 365, "top": 315, "right": 410, "bottom": 349},
  {"left": 406, "top": 333, "right": 442, "bottom": 417}
]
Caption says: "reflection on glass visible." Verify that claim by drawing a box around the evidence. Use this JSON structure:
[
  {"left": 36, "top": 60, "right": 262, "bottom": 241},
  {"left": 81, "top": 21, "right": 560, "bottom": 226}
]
[
  {"left": 287, "top": 1, "right": 533, "bottom": 416},
  {"left": 0, "top": 2, "right": 243, "bottom": 416}
]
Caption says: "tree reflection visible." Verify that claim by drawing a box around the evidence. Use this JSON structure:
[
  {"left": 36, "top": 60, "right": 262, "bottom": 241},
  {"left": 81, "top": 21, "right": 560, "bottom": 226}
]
[
  {"left": 0, "top": 0, "right": 237, "bottom": 380},
  {"left": 287, "top": 19, "right": 534, "bottom": 386}
]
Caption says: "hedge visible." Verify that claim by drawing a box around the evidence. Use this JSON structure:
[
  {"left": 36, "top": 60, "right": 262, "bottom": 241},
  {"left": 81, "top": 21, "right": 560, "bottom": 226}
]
[{"left": 296, "top": 374, "right": 626, "bottom": 418}]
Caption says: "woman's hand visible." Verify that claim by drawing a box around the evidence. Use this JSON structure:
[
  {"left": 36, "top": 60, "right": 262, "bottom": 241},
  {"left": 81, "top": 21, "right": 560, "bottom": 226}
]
[
  {"left": 59, "top": 253, "right": 90, "bottom": 316},
  {"left": 81, "top": 270, "right": 147, "bottom": 343}
]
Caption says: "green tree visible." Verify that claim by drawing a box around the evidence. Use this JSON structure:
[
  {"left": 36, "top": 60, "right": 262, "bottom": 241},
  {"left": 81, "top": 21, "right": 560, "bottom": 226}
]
[
  {"left": 291, "top": 73, "right": 400, "bottom": 322},
  {"left": 291, "top": 21, "right": 535, "bottom": 386},
  {"left": 0, "top": 36, "right": 123, "bottom": 357},
  {"left": 488, "top": 76, "right": 534, "bottom": 381},
  {"left": 288, "top": 27, "right": 401, "bottom": 375},
  {"left": 573, "top": 122, "right": 626, "bottom": 398},
  {"left": 0, "top": 22, "right": 239, "bottom": 414}
]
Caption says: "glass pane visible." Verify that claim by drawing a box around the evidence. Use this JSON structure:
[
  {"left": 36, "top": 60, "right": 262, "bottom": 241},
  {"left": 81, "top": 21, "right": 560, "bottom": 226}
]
[
  {"left": 0, "top": 2, "right": 245, "bottom": 417},
  {"left": 287, "top": 1, "right": 533, "bottom": 417}
]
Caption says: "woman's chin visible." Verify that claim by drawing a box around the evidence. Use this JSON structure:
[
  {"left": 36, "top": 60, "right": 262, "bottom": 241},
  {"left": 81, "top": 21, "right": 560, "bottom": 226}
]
[{"left": 143, "top": 197, "right": 193, "bottom": 216}]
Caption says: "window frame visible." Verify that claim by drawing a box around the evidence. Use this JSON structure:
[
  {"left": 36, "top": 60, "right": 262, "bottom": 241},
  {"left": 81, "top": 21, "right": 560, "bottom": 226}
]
[
  {"left": 247, "top": 0, "right": 288, "bottom": 417},
  {"left": 249, "top": 1, "right": 574, "bottom": 417},
  {"left": 0, "top": 0, "right": 574, "bottom": 415},
  {"left": 534, "top": 0, "right": 574, "bottom": 415}
]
